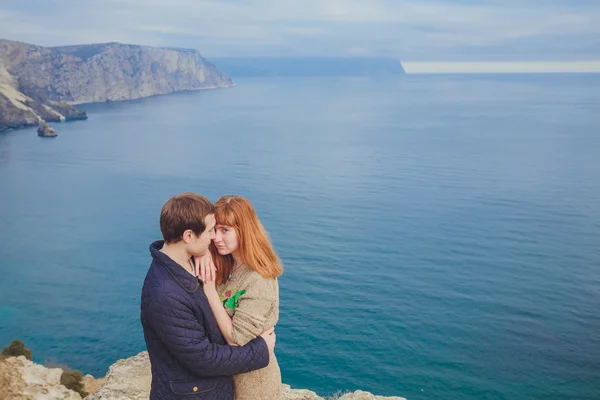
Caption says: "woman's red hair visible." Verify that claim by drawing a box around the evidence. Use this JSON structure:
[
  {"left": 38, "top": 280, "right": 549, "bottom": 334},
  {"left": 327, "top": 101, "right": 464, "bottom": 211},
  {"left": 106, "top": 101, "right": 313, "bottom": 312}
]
[{"left": 210, "top": 195, "right": 283, "bottom": 285}]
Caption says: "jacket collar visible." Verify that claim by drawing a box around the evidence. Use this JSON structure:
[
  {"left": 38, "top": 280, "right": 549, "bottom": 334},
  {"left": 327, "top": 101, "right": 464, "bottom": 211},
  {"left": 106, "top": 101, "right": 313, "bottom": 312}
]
[{"left": 149, "top": 240, "right": 200, "bottom": 294}]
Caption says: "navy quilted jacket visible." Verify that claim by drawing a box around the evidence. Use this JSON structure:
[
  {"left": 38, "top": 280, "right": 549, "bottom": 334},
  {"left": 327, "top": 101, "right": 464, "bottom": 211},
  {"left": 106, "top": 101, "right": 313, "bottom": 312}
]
[{"left": 141, "top": 241, "right": 270, "bottom": 400}]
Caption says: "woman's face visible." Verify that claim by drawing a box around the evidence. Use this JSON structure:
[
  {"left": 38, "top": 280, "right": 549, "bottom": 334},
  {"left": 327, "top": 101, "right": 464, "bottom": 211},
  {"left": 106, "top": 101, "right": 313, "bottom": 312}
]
[{"left": 213, "top": 225, "right": 239, "bottom": 255}]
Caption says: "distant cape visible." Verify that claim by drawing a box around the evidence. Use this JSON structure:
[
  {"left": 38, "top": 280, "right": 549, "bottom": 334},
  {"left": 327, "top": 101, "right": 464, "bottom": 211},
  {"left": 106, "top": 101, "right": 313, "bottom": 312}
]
[{"left": 210, "top": 57, "right": 405, "bottom": 77}]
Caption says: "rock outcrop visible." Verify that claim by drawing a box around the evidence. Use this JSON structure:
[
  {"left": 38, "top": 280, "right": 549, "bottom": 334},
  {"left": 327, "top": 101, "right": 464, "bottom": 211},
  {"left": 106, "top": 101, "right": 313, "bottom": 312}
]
[
  {"left": 0, "top": 90, "right": 39, "bottom": 130},
  {"left": 280, "top": 384, "right": 322, "bottom": 399},
  {"left": 333, "top": 391, "right": 406, "bottom": 400},
  {"left": 82, "top": 375, "right": 105, "bottom": 397},
  {"left": 37, "top": 122, "right": 57, "bottom": 137},
  {"left": 0, "top": 351, "right": 405, "bottom": 400},
  {"left": 87, "top": 351, "right": 405, "bottom": 400},
  {"left": 0, "top": 39, "right": 233, "bottom": 131},
  {"left": 85, "top": 352, "right": 151, "bottom": 400},
  {"left": 0, "top": 355, "right": 82, "bottom": 400}
]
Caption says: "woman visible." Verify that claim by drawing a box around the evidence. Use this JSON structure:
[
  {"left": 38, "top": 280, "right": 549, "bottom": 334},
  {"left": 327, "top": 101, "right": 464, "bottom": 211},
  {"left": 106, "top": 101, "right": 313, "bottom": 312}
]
[{"left": 196, "top": 195, "right": 283, "bottom": 400}]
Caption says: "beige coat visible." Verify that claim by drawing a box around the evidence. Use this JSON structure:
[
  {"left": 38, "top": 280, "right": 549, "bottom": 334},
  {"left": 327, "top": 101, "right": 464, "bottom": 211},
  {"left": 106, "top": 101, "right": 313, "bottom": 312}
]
[{"left": 217, "top": 265, "right": 281, "bottom": 400}]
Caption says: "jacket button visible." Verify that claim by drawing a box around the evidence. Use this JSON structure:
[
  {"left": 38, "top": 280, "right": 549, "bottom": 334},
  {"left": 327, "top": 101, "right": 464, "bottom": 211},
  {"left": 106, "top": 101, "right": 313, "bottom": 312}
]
[{"left": 193, "top": 387, "right": 198, "bottom": 392}]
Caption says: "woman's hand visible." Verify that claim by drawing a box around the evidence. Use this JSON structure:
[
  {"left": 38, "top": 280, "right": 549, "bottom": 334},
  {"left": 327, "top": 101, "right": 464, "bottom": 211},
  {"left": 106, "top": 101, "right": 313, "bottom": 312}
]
[
  {"left": 195, "top": 252, "right": 217, "bottom": 292},
  {"left": 197, "top": 251, "right": 235, "bottom": 345}
]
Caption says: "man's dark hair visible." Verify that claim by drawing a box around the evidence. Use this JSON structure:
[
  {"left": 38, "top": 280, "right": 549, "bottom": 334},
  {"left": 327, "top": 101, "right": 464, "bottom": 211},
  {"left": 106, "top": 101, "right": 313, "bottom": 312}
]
[{"left": 160, "top": 193, "right": 215, "bottom": 243}]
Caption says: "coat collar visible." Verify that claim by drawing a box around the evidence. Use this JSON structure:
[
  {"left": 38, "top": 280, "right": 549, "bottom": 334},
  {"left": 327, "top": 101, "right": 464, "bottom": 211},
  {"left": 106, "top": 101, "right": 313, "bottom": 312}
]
[{"left": 149, "top": 240, "right": 201, "bottom": 294}]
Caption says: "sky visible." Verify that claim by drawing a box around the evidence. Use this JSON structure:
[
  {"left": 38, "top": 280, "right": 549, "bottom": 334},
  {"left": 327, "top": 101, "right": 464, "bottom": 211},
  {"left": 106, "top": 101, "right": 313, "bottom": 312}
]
[{"left": 0, "top": 0, "right": 599, "bottom": 61}]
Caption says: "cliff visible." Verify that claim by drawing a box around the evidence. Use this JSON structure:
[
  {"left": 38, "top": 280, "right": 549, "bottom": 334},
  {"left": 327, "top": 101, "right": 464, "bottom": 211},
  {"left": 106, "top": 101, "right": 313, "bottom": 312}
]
[
  {"left": 0, "top": 352, "right": 405, "bottom": 400},
  {"left": 0, "top": 39, "right": 233, "bottom": 131}
]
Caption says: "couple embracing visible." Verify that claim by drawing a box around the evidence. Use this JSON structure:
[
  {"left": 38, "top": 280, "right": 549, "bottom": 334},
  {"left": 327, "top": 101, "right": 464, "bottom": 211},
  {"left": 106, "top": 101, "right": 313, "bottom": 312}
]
[{"left": 141, "top": 193, "right": 282, "bottom": 399}]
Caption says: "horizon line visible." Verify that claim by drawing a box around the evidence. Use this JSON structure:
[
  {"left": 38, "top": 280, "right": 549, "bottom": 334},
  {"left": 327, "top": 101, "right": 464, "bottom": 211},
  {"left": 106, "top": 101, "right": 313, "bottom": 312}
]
[{"left": 402, "top": 61, "right": 600, "bottom": 74}]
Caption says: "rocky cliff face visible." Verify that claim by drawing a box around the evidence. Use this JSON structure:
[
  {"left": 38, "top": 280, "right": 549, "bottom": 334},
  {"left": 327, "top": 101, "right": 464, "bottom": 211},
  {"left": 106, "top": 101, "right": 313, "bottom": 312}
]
[
  {"left": 0, "top": 39, "right": 233, "bottom": 131},
  {"left": 0, "top": 58, "right": 42, "bottom": 130}
]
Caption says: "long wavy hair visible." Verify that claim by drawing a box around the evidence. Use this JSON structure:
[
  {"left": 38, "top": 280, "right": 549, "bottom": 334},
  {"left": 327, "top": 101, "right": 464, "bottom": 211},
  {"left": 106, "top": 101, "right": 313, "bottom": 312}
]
[{"left": 210, "top": 195, "right": 283, "bottom": 285}]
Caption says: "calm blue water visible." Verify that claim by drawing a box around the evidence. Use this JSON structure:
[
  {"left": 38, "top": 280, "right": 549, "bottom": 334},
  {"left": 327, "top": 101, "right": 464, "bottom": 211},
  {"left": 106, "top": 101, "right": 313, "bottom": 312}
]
[{"left": 1, "top": 75, "right": 599, "bottom": 399}]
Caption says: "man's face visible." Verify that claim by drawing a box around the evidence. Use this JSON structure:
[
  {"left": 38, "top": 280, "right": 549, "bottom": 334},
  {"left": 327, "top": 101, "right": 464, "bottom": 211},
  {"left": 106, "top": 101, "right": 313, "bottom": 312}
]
[{"left": 189, "top": 214, "right": 216, "bottom": 257}]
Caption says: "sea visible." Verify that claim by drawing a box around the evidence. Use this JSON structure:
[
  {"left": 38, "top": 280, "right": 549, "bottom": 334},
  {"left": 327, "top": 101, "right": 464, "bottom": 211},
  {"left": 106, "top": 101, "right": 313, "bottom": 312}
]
[{"left": 1, "top": 74, "right": 599, "bottom": 399}]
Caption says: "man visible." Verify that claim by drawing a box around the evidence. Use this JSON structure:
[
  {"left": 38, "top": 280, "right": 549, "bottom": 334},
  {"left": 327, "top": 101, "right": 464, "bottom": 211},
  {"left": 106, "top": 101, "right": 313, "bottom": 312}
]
[{"left": 141, "top": 192, "right": 275, "bottom": 399}]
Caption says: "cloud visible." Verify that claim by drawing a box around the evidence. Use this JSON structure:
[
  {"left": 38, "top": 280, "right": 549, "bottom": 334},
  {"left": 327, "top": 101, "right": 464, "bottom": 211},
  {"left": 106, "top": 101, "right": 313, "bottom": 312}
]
[
  {"left": 286, "top": 27, "right": 326, "bottom": 37},
  {"left": 0, "top": 0, "right": 598, "bottom": 60}
]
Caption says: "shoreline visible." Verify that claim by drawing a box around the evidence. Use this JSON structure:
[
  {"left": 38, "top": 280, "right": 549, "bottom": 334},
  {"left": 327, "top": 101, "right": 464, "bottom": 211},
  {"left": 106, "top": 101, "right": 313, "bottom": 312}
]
[
  {"left": 71, "top": 82, "right": 236, "bottom": 107},
  {"left": 0, "top": 83, "right": 235, "bottom": 133}
]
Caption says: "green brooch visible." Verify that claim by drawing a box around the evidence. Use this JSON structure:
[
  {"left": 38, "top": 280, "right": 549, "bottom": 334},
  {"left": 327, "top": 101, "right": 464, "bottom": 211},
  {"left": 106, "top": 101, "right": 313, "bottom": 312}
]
[{"left": 220, "top": 289, "right": 246, "bottom": 309}]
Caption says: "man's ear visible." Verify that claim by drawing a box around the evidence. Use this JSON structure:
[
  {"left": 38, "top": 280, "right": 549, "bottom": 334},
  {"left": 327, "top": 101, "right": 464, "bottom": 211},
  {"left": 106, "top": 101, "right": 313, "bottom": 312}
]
[{"left": 182, "top": 229, "right": 194, "bottom": 243}]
